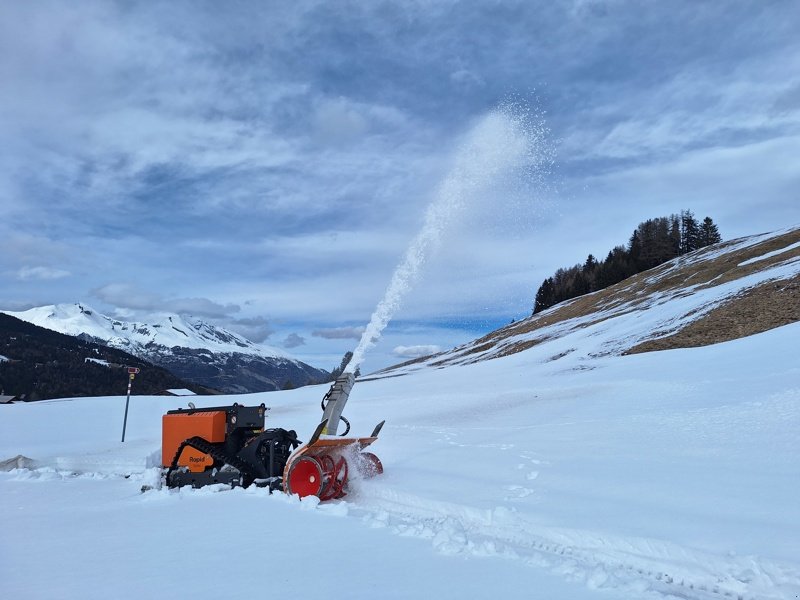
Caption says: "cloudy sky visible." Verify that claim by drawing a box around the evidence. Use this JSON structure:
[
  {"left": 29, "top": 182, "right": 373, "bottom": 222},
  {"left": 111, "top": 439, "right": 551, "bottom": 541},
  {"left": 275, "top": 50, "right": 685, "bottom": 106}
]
[{"left": 1, "top": 1, "right": 798, "bottom": 373}]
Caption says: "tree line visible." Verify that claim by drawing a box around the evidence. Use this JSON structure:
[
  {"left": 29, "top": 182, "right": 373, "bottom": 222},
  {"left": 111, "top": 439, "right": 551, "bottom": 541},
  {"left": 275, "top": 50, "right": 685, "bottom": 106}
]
[{"left": 533, "top": 210, "right": 722, "bottom": 314}]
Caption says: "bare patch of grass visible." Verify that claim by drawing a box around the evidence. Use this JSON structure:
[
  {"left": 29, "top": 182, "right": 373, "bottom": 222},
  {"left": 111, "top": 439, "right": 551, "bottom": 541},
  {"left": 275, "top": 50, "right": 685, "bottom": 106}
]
[{"left": 627, "top": 274, "right": 800, "bottom": 353}]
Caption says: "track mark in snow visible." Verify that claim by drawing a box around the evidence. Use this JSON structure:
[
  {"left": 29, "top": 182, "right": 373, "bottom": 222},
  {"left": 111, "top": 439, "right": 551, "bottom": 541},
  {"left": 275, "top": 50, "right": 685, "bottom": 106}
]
[
  {"left": 349, "top": 484, "right": 800, "bottom": 600},
  {"left": 503, "top": 484, "right": 535, "bottom": 501}
]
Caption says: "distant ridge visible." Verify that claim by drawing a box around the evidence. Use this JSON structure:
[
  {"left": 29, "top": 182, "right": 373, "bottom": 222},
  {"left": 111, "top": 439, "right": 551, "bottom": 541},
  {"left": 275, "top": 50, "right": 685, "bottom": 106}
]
[
  {"left": 0, "top": 313, "right": 211, "bottom": 401},
  {"left": 2, "top": 304, "right": 328, "bottom": 393}
]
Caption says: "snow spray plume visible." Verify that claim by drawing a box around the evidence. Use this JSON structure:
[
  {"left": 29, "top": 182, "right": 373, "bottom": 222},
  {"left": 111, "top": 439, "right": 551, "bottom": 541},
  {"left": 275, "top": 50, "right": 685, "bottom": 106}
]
[{"left": 346, "top": 106, "right": 545, "bottom": 373}]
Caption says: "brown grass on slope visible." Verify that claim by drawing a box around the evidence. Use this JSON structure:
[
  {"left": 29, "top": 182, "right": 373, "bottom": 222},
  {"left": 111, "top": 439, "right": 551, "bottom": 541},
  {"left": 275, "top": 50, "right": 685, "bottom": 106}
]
[
  {"left": 430, "top": 227, "right": 800, "bottom": 366},
  {"left": 626, "top": 274, "right": 800, "bottom": 353}
]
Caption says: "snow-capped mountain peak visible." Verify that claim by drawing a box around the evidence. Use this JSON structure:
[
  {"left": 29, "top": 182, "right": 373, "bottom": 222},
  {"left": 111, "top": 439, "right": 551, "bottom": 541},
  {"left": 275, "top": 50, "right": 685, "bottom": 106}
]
[
  {"left": 2, "top": 303, "right": 288, "bottom": 359},
  {"left": 1, "top": 304, "right": 328, "bottom": 393}
]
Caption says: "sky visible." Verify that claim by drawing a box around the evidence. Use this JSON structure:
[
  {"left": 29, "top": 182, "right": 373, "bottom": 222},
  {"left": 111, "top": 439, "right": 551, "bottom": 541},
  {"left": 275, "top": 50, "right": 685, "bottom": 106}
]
[{"left": 1, "top": 1, "right": 798, "bottom": 373}]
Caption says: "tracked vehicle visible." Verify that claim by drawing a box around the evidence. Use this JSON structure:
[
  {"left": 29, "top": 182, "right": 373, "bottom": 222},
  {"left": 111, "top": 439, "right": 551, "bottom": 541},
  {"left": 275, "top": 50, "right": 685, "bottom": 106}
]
[{"left": 161, "top": 373, "right": 383, "bottom": 499}]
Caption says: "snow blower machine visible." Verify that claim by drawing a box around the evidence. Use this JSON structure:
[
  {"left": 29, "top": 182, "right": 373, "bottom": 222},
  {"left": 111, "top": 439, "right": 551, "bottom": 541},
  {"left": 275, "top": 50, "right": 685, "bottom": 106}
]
[{"left": 160, "top": 372, "right": 384, "bottom": 500}]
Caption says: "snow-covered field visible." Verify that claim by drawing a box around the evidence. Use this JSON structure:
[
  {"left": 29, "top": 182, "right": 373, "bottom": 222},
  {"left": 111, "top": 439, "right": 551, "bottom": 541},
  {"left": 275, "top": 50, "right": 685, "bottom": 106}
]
[{"left": 2, "top": 320, "right": 798, "bottom": 600}]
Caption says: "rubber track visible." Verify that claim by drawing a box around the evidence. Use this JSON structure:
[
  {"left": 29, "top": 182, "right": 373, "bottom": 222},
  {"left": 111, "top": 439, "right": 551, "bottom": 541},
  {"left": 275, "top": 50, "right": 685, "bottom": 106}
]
[{"left": 166, "top": 436, "right": 257, "bottom": 487}]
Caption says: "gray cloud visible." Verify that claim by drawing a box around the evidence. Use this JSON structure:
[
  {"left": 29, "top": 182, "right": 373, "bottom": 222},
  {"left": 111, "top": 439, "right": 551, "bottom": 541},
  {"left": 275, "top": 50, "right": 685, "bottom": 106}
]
[
  {"left": 283, "top": 333, "right": 306, "bottom": 348},
  {"left": 312, "top": 96, "right": 369, "bottom": 145},
  {"left": 393, "top": 345, "right": 442, "bottom": 359},
  {"left": 91, "top": 283, "right": 240, "bottom": 320},
  {"left": 224, "top": 317, "right": 274, "bottom": 343},
  {"left": 169, "top": 298, "right": 241, "bottom": 319},
  {"left": 90, "top": 284, "right": 161, "bottom": 312},
  {"left": 17, "top": 266, "right": 71, "bottom": 281},
  {"left": 312, "top": 326, "right": 365, "bottom": 340}
]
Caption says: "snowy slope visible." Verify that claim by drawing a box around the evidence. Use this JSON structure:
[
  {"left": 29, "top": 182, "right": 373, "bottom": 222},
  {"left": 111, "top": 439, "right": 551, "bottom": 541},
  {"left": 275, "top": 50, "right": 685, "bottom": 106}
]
[{"left": 1, "top": 321, "right": 798, "bottom": 600}]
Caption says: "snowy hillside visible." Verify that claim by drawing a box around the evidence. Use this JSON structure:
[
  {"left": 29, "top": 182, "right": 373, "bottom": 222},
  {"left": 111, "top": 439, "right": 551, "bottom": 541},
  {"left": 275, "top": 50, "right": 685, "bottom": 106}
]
[
  {"left": 377, "top": 226, "right": 800, "bottom": 376},
  {"left": 2, "top": 304, "right": 328, "bottom": 393},
  {"left": 1, "top": 325, "right": 798, "bottom": 599}
]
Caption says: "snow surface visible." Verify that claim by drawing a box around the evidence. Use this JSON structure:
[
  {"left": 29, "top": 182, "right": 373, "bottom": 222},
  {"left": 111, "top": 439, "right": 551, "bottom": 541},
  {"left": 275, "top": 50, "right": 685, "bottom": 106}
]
[
  {"left": 163, "top": 388, "right": 196, "bottom": 396},
  {"left": 739, "top": 241, "right": 800, "bottom": 267},
  {"left": 84, "top": 357, "right": 110, "bottom": 367},
  {"left": 2, "top": 322, "right": 798, "bottom": 600}
]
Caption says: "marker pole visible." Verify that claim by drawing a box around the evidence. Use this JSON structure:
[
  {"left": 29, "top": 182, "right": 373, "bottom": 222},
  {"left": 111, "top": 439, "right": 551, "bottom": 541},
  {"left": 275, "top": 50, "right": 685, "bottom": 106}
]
[{"left": 121, "top": 368, "right": 140, "bottom": 442}]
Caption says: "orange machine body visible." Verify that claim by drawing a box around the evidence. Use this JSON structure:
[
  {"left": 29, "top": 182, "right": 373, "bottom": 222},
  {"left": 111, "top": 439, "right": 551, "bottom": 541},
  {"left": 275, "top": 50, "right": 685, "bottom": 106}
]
[{"left": 162, "top": 411, "right": 226, "bottom": 472}]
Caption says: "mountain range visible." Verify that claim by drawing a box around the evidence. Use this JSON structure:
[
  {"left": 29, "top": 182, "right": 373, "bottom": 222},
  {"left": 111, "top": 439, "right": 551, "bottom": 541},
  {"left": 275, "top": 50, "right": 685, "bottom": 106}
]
[
  {"left": 1, "top": 304, "right": 328, "bottom": 394},
  {"left": 0, "top": 313, "right": 208, "bottom": 400}
]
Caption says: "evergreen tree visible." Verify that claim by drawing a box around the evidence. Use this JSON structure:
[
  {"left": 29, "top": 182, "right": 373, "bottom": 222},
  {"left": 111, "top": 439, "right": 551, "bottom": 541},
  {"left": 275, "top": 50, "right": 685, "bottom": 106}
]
[
  {"left": 669, "top": 215, "right": 682, "bottom": 256},
  {"left": 653, "top": 217, "right": 674, "bottom": 264},
  {"left": 628, "top": 230, "right": 642, "bottom": 265},
  {"left": 680, "top": 209, "right": 700, "bottom": 254},
  {"left": 329, "top": 351, "right": 354, "bottom": 381},
  {"left": 582, "top": 254, "right": 599, "bottom": 292},
  {"left": 533, "top": 277, "right": 556, "bottom": 313},
  {"left": 699, "top": 216, "right": 722, "bottom": 247},
  {"left": 328, "top": 351, "right": 360, "bottom": 380},
  {"left": 636, "top": 219, "right": 659, "bottom": 269},
  {"left": 596, "top": 246, "right": 632, "bottom": 289}
]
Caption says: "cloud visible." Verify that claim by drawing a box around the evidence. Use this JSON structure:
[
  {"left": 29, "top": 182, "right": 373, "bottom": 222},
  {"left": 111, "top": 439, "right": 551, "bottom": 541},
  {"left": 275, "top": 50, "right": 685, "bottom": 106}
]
[
  {"left": 312, "top": 326, "right": 365, "bottom": 340},
  {"left": 312, "top": 96, "right": 369, "bottom": 145},
  {"left": 17, "top": 266, "right": 71, "bottom": 281},
  {"left": 91, "top": 283, "right": 240, "bottom": 319},
  {"left": 560, "top": 47, "right": 800, "bottom": 167},
  {"left": 91, "top": 283, "right": 160, "bottom": 310},
  {"left": 393, "top": 344, "right": 441, "bottom": 358},
  {"left": 450, "top": 69, "right": 484, "bottom": 88},
  {"left": 282, "top": 333, "right": 306, "bottom": 348},
  {"left": 168, "top": 297, "right": 241, "bottom": 319},
  {"left": 91, "top": 282, "right": 271, "bottom": 340},
  {"left": 224, "top": 316, "right": 273, "bottom": 343}
]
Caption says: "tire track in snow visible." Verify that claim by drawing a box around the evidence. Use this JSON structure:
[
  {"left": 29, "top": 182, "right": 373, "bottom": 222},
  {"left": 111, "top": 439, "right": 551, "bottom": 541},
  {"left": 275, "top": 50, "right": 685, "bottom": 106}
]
[{"left": 348, "top": 483, "right": 800, "bottom": 600}]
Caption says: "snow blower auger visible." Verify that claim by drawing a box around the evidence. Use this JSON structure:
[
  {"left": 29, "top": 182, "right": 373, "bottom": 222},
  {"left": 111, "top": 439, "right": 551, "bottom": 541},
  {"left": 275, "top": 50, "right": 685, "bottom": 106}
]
[
  {"left": 160, "top": 372, "right": 384, "bottom": 499},
  {"left": 283, "top": 372, "right": 384, "bottom": 500}
]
